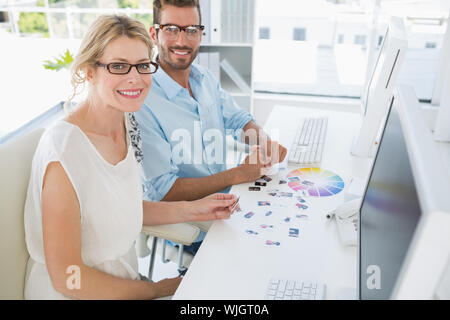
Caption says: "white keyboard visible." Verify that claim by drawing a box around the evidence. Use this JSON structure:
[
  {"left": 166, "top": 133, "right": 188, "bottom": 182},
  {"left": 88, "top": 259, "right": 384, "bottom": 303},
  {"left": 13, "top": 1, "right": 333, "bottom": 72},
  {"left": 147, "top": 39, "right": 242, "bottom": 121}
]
[
  {"left": 265, "top": 278, "right": 326, "bottom": 300},
  {"left": 288, "top": 116, "right": 328, "bottom": 166}
]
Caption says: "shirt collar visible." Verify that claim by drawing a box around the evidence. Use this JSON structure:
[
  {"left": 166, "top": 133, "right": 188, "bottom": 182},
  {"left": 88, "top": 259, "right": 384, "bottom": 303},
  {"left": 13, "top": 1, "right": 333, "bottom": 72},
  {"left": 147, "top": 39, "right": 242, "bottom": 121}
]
[
  {"left": 189, "top": 63, "right": 205, "bottom": 84},
  {"left": 153, "top": 60, "right": 205, "bottom": 101}
]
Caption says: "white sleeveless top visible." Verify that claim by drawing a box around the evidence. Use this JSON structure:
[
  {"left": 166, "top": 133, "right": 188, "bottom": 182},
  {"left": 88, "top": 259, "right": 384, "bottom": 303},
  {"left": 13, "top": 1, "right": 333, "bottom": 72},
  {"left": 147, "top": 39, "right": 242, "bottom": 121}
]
[{"left": 24, "top": 115, "right": 143, "bottom": 300}]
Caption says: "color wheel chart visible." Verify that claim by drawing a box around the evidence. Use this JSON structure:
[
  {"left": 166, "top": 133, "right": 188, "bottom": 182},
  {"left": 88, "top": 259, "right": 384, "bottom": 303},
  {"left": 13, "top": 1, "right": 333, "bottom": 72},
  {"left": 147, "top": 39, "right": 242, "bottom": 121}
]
[{"left": 287, "top": 167, "right": 345, "bottom": 197}]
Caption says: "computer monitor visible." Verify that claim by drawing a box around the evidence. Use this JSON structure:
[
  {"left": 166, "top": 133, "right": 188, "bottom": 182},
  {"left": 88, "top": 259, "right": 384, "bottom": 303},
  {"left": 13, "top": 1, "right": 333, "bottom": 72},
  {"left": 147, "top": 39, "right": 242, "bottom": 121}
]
[
  {"left": 358, "top": 89, "right": 450, "bottom": 300},
  {"left": 351, "top": 16, "right": 407, "bottom": 158},
  {"left": 434, "top": 62, "right": 450, "bottom": 142},
  {"left": 390, "top": 86, "right": 450, "bottom": 299},
  {"left": 358, "top": 98, "right": 422, "bottom": 299}
]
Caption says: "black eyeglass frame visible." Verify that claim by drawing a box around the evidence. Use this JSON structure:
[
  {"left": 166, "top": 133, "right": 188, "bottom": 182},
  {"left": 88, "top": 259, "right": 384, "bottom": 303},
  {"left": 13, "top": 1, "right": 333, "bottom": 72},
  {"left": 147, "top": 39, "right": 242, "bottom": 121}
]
[
  {"left": 95, "top": 61, "right": 159, "bottom": 75},
  {"left": 155, "top": 23, "right": 205, "bottom": 35}
]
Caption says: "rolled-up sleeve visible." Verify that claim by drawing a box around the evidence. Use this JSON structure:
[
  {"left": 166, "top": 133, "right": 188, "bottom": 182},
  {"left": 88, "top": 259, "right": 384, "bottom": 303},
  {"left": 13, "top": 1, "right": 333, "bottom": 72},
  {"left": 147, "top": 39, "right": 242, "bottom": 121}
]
[
  {"left": 143, "top": 173, "right": 178, "bottom": 202},
  {"left": 136, "top": 105, "right": 180, "bottom": 201},
  {"left": 219, "top": 86, "right": 254, "bottom": 142}
]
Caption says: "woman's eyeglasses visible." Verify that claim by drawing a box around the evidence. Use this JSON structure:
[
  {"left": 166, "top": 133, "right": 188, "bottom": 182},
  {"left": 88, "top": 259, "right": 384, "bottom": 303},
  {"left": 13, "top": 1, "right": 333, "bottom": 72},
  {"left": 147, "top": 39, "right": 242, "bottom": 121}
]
[{"left": 96, "top": 61, "right": 159, "bottom": 75}]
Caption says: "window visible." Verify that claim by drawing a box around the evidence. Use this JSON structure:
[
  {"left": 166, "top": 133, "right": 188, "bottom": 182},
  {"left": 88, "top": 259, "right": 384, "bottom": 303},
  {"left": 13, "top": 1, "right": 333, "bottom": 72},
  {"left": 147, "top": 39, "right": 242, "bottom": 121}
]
[
  {"left": 254, "top": 0, "right": 447, "bottom": 101},
  {"left": 255, "top": 0, "right": 371, "bottom": 98},
  {"left": 259, "top": 27, "right": 270, "bottom": 40},
  {"left": 354, "top": 34, "right": 366, "bottom": 46},
  {"left": 0, "top": 0, "right": 154, "bottom": 137},
  {"left": 293, "top": 28, "right": 306, "bottom": 41}
]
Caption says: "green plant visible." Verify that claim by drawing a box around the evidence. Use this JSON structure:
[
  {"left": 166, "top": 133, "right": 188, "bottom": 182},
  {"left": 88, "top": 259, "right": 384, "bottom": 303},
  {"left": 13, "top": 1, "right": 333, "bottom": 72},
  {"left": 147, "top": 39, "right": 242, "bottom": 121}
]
[
  {"left": 43, "top": 49, "right": 74, "bottom": 71},
  {"left": 132, "top": 13, "right": 153, "bottom": 28},
  {"left": 118, "top": 0, "right": 140, "bottom": 8},
  {"left": 18, "top": 12, "right": 49, "bottom": 37}
]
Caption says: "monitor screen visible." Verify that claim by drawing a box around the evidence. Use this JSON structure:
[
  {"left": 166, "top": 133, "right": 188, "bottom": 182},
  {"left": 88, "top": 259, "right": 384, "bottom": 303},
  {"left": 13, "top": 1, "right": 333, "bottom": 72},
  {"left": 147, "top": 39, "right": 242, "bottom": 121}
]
[{"left": 359, "top": 100, "right": 422, "bottom": 300}]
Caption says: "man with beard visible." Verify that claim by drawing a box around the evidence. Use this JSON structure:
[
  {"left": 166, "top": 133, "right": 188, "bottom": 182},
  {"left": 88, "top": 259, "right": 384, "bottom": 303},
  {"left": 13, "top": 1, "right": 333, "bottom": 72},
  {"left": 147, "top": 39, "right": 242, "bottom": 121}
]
[{"left": 135, "top": 0, "right": 287, "bottom": 253}]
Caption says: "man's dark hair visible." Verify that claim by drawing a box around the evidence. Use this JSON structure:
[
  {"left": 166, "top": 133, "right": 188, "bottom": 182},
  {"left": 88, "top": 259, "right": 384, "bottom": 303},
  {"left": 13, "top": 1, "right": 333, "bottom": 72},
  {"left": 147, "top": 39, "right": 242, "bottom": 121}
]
[{"left": 153, "top": 0, "right": 202, "bottom": 25}]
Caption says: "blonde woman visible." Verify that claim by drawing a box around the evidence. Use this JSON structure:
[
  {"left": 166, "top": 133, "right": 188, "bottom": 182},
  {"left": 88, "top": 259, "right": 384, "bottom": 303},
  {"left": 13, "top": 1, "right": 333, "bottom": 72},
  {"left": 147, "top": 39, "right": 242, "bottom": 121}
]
[{"left": 23, "top": 15, "right": 237, "bottom": 300}]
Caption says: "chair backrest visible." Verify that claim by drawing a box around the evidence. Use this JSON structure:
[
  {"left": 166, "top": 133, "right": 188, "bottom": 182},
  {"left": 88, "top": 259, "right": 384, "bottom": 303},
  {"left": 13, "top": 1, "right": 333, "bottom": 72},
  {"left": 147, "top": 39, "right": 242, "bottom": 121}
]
[{"left": 0, "top": 128, "right": 44, "bottom": 300}]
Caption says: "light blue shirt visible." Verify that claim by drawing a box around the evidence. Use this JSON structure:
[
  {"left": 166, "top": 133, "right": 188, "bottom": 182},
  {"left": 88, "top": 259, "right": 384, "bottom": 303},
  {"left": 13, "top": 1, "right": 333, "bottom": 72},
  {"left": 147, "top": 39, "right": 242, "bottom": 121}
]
[{"left": 135, "top": 63, "right": 254, "bottom": 201}]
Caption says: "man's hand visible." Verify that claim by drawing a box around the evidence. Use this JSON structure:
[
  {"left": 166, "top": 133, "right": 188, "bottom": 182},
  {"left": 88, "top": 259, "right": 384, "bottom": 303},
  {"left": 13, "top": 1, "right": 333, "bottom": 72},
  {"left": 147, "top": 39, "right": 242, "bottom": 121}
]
[
  {"left": 242, "top": 121, "right": 287, "bottom": 166},
  {"left": 261, "top": 140, "right": 287, "bottom": 166},
  {"left": 234, "top": 146, "right": 271, "bottom": 184}
]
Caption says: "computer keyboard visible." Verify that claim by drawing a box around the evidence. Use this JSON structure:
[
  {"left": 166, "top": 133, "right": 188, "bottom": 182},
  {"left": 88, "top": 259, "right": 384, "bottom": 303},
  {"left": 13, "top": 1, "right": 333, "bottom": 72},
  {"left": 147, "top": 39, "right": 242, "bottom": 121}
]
[
  {"left": 288, "top": 116, "right": 328, "bottom": 166},
  {"left": 265, "top": 278, "right": 326, "bottom": 300}
]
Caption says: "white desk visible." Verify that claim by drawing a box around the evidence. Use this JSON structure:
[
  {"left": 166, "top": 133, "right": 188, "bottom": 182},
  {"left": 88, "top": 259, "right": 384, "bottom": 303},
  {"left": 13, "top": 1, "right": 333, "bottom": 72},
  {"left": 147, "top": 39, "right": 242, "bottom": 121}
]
[{"left": 173, "top": 105, "right": 374, "bottom": 300}]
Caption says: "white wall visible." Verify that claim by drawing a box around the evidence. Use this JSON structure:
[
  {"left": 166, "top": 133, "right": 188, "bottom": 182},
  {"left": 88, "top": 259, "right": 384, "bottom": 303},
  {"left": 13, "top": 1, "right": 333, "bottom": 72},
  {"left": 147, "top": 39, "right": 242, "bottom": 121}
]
[{"left": 252, "top": 93, "right": 361, "bottom": 127}]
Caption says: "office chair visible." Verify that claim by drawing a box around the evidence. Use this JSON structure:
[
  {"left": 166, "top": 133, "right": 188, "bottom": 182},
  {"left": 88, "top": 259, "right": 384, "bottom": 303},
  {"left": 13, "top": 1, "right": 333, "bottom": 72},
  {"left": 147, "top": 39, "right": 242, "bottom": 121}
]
[
  {"left": 137, "top": 219, "right": 214, "bottom": 281},
  {"left": 140, "top": 223, "right": 201, "bottom": 279},
  {"left": 158, "top": 221, "right": 212, "bottom": 269},
  {"left": 0, "top": 128, "right": 44, "bottom": 299},
  {"left": 190, "top": 221, "right": 213, "bottom": 233}
]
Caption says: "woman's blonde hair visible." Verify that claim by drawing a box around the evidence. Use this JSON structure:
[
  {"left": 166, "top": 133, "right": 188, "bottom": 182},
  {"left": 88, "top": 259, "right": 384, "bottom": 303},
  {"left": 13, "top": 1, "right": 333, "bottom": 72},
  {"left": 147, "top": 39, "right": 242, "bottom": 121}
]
[{"left": 65, "top": 15, "right": 154, "bottom": 113}]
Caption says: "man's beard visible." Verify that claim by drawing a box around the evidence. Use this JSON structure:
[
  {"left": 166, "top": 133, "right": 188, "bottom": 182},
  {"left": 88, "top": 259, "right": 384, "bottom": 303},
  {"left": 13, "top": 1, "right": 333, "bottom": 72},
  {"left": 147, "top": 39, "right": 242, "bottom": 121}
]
[{"left": 158, "top": 45, "right": 199, "bottom": 70}]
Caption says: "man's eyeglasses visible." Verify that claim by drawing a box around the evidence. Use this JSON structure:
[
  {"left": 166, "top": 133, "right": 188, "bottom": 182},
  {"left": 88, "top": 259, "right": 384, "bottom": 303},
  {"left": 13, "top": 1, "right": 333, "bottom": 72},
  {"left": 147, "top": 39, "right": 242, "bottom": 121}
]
[
  {"left": 155, "top": 24, "right": 205, "bottom": 41},
  {"left": 95, "top": 61, "right": 158, "bottom": 75}
]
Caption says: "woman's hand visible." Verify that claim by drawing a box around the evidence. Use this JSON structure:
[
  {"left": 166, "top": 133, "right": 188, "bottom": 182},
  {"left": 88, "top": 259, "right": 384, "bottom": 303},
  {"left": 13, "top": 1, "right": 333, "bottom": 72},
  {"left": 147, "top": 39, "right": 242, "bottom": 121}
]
[
  {"left": 154, "top": 277, "right": 182, "bottom": 299},
  {"left": 188, "top": 193, "right": 238, "bottom": 221}
]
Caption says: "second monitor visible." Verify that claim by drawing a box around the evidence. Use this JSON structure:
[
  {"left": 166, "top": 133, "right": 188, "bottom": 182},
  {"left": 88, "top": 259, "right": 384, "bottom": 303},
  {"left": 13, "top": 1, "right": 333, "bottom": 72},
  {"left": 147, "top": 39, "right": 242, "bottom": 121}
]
[{"left": 351, "top": 16, "right": 408, "bottom": 158}]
